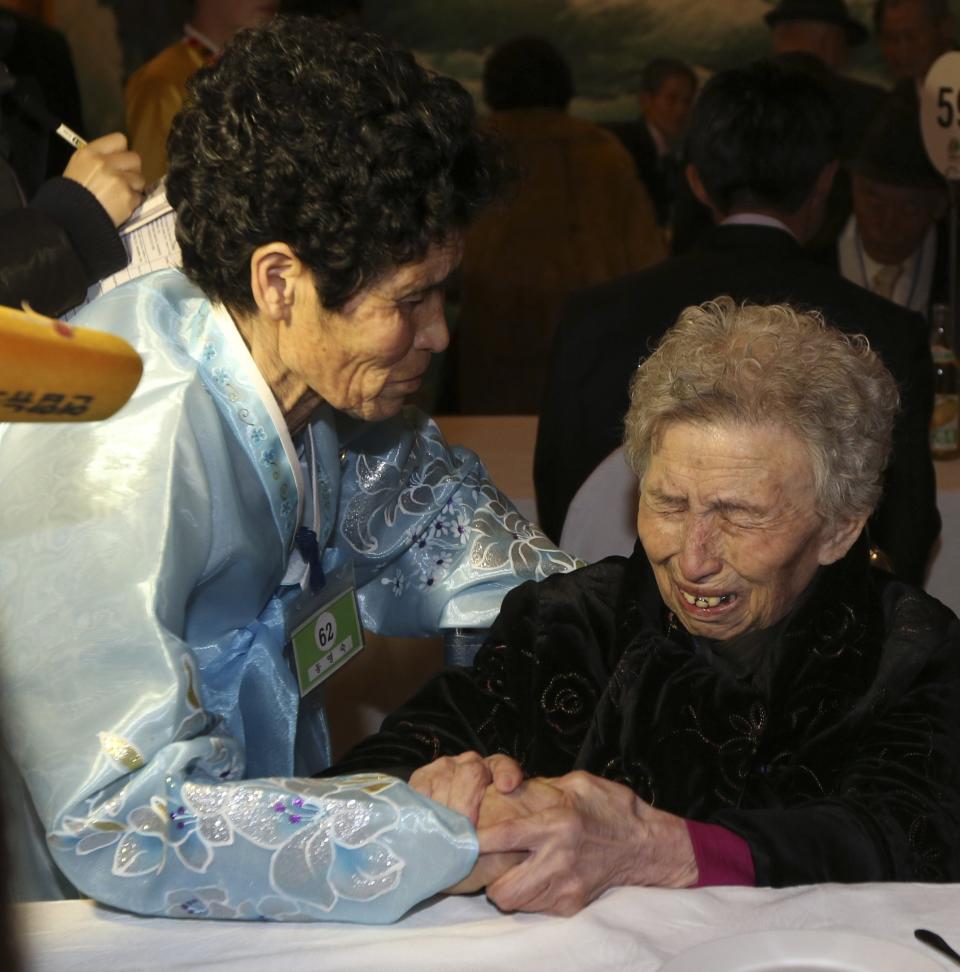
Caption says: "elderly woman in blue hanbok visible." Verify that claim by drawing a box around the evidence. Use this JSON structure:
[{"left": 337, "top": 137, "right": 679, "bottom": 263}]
[{"left": 0, "top": 17, "right": 576, "bottom": 922}]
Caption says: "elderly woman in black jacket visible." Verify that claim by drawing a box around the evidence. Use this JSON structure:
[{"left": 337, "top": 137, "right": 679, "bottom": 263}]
[{"left": 329, "top": 297, "right": 960, "bottom": 914}]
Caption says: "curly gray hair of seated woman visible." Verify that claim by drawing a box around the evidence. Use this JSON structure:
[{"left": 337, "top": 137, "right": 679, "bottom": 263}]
[{"left": 623, "top": 297, "right": 901, "bottom": 527}]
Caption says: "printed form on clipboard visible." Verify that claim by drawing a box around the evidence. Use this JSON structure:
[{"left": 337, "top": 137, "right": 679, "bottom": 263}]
[{"left": 63, "top": 180, "right": 181, "bottom": 320}]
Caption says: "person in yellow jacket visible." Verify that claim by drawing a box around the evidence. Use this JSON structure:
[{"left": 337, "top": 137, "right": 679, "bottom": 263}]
[
  {"left": 455, "top": 37, "right": 666, "bottom": 415},
  {"left": 124, "top": 1, "right": 278, "bottom": 184}
]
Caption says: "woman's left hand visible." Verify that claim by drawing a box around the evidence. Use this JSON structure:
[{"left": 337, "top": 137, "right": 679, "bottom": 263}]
[
  {"left": 477, "top": 770, "right": 699, "bottom": 916},
  {"left": 409, "top": 751, "right": 524, "bottom": 825}
]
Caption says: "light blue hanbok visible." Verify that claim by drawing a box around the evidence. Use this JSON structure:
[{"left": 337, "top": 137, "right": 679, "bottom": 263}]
[{"left": 0, "top": 269, "right": 576, "bottom": 922}]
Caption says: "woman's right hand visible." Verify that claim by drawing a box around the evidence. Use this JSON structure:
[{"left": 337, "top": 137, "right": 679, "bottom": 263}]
[
  {"left": 63, "top": 132, "right": 145, "bottom": 227},
  {"left": 445, "top": 778, "right": 568, "bottom": 894}
]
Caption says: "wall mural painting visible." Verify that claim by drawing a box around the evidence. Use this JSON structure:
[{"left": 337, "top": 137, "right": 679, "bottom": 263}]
[{"left": 366, "top": 0, "right": 905, "bottom": 120}]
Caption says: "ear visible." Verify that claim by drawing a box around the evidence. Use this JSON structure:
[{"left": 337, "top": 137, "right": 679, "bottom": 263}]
[
  {"left": 638, "top": 91, "right": 653, "bottom": 116},
  {"left": 249, "top": 242, "right": 305, "bottom": 322},
  {"left": 686, "top": 165, "right": 725, "bottom": 223},
  {"left": 810, "top": 160, "right": 838, "bottom": 207},
  {"left": 686, "top": 164, "right": 714, "bottom": 208},
  {"left": 817, "top": 513, "right": 869, "bottom": 566}
]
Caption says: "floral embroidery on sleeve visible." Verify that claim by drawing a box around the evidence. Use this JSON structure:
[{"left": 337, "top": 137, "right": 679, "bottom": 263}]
[{"left": 53, "top": 775, "right": 412, "bottom": 920}]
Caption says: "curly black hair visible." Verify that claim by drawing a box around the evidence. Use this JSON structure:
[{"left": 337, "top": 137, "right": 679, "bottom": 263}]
[{"left": 166, "top": 16, "right": 502, "bottom": 313}]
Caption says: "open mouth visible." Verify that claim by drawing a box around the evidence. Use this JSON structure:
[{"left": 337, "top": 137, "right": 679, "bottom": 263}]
[{"left": 676, "top": 586, "right": 738, "bottom": 614}]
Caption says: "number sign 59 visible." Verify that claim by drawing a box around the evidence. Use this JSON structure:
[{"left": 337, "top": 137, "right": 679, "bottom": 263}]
[
  {"left": 922, "top": 52, "right": 960, "bottom": 178},
  {"left": 938, "top": 85, "right": 960, "bottom": 128}
]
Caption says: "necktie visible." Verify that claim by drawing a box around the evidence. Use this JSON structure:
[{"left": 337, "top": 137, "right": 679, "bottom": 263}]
[{"left": 872, "top": 264, "right": 902, "bottom": 300}]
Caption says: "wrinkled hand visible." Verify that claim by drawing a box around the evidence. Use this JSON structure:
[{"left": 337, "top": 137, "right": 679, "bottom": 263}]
[
  {"left": 63, "top": 132, "right": 145, "bottom": 227},
  {"left": 409, "top": 751, "right": 524, "bottom": 826},
  {"left": 478, "top": 770, "right": 698, "bottom": 916},
  {"left": 445, "top": 778, "right": 567, "bottom": 894}
]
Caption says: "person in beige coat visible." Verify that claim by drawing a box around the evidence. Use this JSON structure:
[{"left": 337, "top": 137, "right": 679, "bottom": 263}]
[{"left": 456, "top": 36, "right": 665, "bottom": 414}]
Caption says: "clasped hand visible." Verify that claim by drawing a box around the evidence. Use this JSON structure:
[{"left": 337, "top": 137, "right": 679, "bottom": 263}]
[{"left": 410, "top": 752, "right": 698, "bottom": 916}]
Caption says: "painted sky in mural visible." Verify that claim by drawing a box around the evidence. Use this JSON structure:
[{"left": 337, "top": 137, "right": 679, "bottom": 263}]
[{"left": 365, "top": 0, "right": 907, "bottom": 119}]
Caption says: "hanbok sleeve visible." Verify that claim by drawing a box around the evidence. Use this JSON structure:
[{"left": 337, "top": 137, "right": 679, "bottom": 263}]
[
  {"left": 328, "top": 407, "right": 580, "bottom": 637},
  {"left": 0, "top": 338, "right": 476, "bottom": 920}
]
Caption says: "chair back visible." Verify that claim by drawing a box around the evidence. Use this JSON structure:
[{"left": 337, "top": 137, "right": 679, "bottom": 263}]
[{"left": 559, "top": 447, "right": 638, "bottom": 562}]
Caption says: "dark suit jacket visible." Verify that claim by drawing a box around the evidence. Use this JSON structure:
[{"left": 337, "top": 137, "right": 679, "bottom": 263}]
[{"left": 534, "top": 223, "right": 939, "bottom": 585}]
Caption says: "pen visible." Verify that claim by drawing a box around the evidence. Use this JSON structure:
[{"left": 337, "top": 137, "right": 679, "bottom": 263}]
[{"left": 55, "top": 122, "right": 87, "bottom": 150}]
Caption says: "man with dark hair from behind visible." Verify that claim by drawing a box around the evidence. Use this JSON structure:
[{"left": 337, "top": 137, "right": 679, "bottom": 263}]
[
  {"left": 535, "top": 59, "right": 939, "bottom": 586},
  {"left": 765, "top": 0, "right": 887, "bottom": 159},
  {"left": 606, "top": 58, "right": 697, "bottom": 227},
  {"left": 672, "top": 1, "right": 885, "bottom": 257},
  {"left": 875, "top": 0, "right": 956, "bottom": 84}
]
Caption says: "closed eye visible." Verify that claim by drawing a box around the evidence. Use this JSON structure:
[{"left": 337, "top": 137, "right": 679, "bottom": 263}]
[
  {"left": 641, "top": 490, "right": 687, "bottom": 514},
  {"left": 715, "top": 502, "right": 768, "bottom": 529},
  {"left": 398, "top": 284, "right": 446, "bottom": 309}
]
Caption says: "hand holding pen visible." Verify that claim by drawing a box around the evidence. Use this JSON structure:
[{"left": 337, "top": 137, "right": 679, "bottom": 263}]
[
  {"left": 5, "top": 74, "right": 145, "bottom": 226},
  {"left": 62, "top": 132, "right": 145, "bottom": 227}
]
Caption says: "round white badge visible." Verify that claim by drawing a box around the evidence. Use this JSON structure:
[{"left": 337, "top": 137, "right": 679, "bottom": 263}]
[
  {"left": 314, "top": 611, "right": 337, "bottom": 651},
  {"left": 921, "top": 51, "right": 960, "bottom": 179}
]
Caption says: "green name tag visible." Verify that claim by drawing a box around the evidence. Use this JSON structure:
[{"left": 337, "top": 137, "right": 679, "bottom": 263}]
[{"left": 291, "top": 583, "right": 364, "bottom": 697}]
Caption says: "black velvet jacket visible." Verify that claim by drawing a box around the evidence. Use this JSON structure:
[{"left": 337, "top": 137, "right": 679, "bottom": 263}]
[{"left": 330, "top": 538, "right": 960, "bottom": 887}]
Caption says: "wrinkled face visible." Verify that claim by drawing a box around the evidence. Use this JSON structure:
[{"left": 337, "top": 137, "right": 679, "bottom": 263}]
[
  {"left": 880, "top": 1, "right": 954, "bottom": 80},
  {"left": 282, "top": 238, "right": 461, "bottom": 422},
  {"left": 637, "top": 421, "right": 853, "bottom": 641},
  {"left": 640, "top": 74, "right": 696, "bottom": 143},
  {"left": 853, "top": 172, "right": 943, "bottom": 266}
]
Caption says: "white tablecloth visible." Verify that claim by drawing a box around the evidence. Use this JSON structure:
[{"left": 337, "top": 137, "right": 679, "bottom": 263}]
[
  {"left": 17, "top": 423, "right": 958, "bottom": 969},
  {"left": 16, "top": 883, "right": 960, "bottom": 971}
]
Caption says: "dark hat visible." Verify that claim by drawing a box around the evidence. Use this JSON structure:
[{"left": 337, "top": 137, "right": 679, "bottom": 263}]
[
  {"left": 851, "top": 98, "right": 946, "bottom": 191},
  {"left": 764, "top": 0, "right": 868, "bottom": 46}
]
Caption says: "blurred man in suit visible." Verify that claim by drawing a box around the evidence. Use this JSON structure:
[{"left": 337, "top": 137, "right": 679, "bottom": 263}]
[
  {"left": 835, "top": 95, "right": 948, "bottom": 316},
  {"left": 535, "top": 59, "right": 939, "bottom": 585},
  {"left": 607, "top": 58, "right": 697, "bottom": 227}
]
